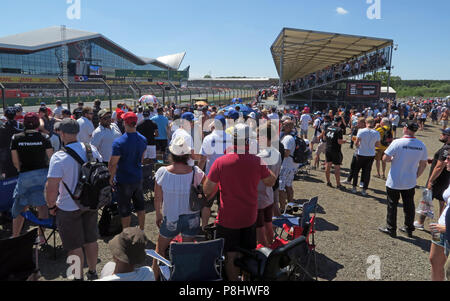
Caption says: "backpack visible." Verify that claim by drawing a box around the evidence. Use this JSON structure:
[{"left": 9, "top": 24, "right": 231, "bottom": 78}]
[
  {"left": 63, "top": 143, "right": 112, "bottom": 211},
  {"left": 98, "top": 203, "right": 122, "bottom": 237},
  {"left": 291, "top": 135, "right": 309, "bottom": 164},
  {"left": 381, "top": 127, "right": 394, "bottom": 147}
]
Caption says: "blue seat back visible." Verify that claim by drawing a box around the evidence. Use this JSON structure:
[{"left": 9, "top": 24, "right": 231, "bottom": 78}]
[
  {"left": 300, "top": 197, "right": 318, "bottom": 228},
  {"left": 0, "top": 177, "right": 18, "bottom": 213},
  {"left": 21, "top": 211, "right": 56, "bottom": 229},
  {"left": 169, "top": 238, "right": 224, "bottom": 281}
]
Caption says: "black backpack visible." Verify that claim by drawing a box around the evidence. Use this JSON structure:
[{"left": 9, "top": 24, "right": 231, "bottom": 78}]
[
  {"left": 98, "top": 203, "right": 122, "bottom": 237},
  {"left": 291, "top": 135, "right": 309, "bottom": 164},
  {"left": 63, "top": 143, "right": 112, "bottom": 210},
  {"left": 381, "top": 127, "right": 394, "bottom": 147},
  {"left": 273, "top": 142, "right": 285, "bottom": 192}
]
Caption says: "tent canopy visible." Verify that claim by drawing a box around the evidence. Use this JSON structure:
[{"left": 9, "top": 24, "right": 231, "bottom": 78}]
[{"left": 271, "top": 28, "right": 393, "bottom": 81}]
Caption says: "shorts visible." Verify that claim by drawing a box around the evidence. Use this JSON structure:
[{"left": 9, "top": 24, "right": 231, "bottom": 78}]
[
  {"left": 144, "top": 145, "right": 156, "bottom": 159},
  {"left": 311, "top": 136, "right": 320, "bottom": 144},
  {"left": 375, "top": 149, "right": 385, "bottom": 161},
  {"left": 316, "top": 142, "right": 326, "bottom": 156},
  {"left": 273, "top": 188, "right": 279, "bottom": 204},
  {"left": 11, "top": 169, "right": 48, "bottom": 218},
  {"left": 442, "top": 120, "right": 448, "bottom": 128},
  {"left": 159, "top": 213, "right": 200, "bottom": 239},
  {"left": 116, "top": 181, "right": 146, "bottom": 218},
  {"left": 216, "top": 223, "right": 257, "bottom": 253},
  {"left": 279, "top": 166, "right": 297, "bottom": 191},
  {"left": 420, "top": 118, "right": 427, "bottom": 123},
  {"left": 155, "top": 139, "right": 168, "bottom": 152},
  {"left": 300, "top": 128, "right": 308, "bottom": 137},
  {"left": 56, "top": 209, "right": 98, "bottom": 251},
  {"left": 392, "top": 125, "right": 398, "bottom": 132},
  {"left": 256, "top": 205, "right": 274, "bottom": 228},
  {"left": 325, "top": 151, "right": 343, "bottom": 165},
  {"left": 432, "top": 233, "right": 450, "bottom": 256}
]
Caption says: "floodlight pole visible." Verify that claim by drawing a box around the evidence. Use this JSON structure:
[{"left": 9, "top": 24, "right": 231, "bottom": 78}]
[
  {"left": 58, "top": 77, "right": 71, "bottom": 111},
  {"left": 186, "top": 88, "right": 192, "bottom": 105},
  {"left": 132, "top": 81, "right": 142, "bottom": 98},
  {"left": 156, "top": 83, "right": 166, "bottom": 107},
  {"left": 168, "top": 82, "right": 179, "bottom": 104},
  {"left": 386, "top": 45, "right": 394, "bottom": 101},
  {"left": 0, "top": 82, "right": 6, "bottom": 111},
  {"left": 99, "top": 78, "right": 113, "bottom": 112}
]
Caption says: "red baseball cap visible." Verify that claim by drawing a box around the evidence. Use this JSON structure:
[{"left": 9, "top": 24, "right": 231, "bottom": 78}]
[
  {"left": 123, "top": 112, "right": 138, "bottom": 127},
  {"left": 23, "top": 112, "right": 40, "bottom": 129}
]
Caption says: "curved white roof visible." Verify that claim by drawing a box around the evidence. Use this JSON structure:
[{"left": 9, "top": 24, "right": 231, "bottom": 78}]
[{"left": 0, "top": 26, "right": 186, "bottom": 70}]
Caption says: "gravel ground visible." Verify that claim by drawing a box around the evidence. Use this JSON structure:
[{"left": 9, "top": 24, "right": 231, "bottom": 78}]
[{"left": 0, "top": 120, "right": 444, "bottom": 281}]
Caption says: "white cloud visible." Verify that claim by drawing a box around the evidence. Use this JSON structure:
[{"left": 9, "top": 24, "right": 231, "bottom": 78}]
[{"left": 336, "top": 7, "right": 349, "bottom": 15}]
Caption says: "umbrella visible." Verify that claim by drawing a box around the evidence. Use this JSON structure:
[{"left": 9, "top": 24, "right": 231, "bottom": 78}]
[
  {"left": 139, "top": 95, "right": 159, "bottom": 105},
  {"left": 195, "top": 101, "right": 209, "bottom": 106},
  {"left": 223, "top": 104, "right": 256, "bottom": 116}
]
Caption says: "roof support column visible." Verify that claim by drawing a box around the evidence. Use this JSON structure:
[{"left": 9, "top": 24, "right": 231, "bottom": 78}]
[{"left": 386, "top": 45, "right": 394, "bottom": 101}]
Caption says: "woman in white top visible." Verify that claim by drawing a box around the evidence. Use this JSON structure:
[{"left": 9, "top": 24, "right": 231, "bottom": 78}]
[
  {"left": 429, "top": 152, "right": 450, "bottom": 281},
  {"left": 418, "top": 109, "right": 428, "bottom": 131},
  {"left": 152, "top": 136, "right": 205, "bottom": 280}
]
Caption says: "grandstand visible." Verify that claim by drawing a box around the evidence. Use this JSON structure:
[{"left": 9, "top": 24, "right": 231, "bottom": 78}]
[{"left": 271, "top": 28, "right": 394, "bottom": 106}]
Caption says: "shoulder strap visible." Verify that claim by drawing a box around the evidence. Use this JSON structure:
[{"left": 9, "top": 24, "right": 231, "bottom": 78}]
[
  {"left": 83, "top": 143, "right": 94, "bottom": 163},
  {"left": 63, "top": 145, "right": 85, "bottom": 166},
  {"left": 191, "top": 167, "right": 196, "bottom": 186}
]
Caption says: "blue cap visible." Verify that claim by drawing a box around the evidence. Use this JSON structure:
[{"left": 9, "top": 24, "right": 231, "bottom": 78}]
[
  {"left": 214, "top": 115, "right": 226, "bottom": 127},
  {"left": 226, "top": 110, "right": 239, "bottom": 120},
  {"left": 441, "top": 128, "right": 450, "bottom": 135},
  {"left": 181, "top": 112, "right": 197, "bottom": 121},
  {"left": 4, "top": 107, "right": 16, "bottom": 119}
]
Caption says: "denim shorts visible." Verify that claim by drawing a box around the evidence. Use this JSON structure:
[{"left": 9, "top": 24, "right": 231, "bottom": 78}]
[
  {"left": 159, "top": 213, "right": 200, "bottom": 239},
  {"left": 11, "top": 169, "right": 48, "bottom": 218},
  {"left": 432, "top": 233, "right": 450, "bottom": 256},
  {"left": 116, "top": 181, "right": 145, "bottom": 218}
]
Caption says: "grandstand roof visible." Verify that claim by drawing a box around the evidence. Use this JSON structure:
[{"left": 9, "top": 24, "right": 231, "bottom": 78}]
[
  {"left": 0, "top": 26, "right": 185, "bottom": 70},
  {"left": 271, "top": 28, "right": 393, "bottom": 81}
]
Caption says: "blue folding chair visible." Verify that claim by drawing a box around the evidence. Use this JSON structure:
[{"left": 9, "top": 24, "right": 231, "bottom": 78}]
[
  {"left": 0, "top": 177, "right": 18, "bottom": 216},
  {"left": 21, "top": 211, "right": 59, "bottom": 259},
  {"left": 146, "top": 238, "right": 225, "bottom": 281}
]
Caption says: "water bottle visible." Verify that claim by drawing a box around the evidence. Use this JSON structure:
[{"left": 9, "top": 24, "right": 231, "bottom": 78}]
[{"left": 430, "top": 219, "right": 441, "bottom": 242}]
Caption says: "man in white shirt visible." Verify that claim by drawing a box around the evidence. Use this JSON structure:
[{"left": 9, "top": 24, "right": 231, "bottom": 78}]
[
  {"left": 45, "top": 118, "right": 103, "bottom": 281},
  {"left": 268, "top": 107, "right": 279, "bottom": 120},
  {"left": 98, "top": 227, "right": 154, "bottom": 281},
  {"left": 279, "top": 120, "right": 299, "bottom": 212},
  {"left": 198, "top": 115, "right": 231, "bottom": 230},
  {"left": 389, "top": 110, "right": 401, "bottom": 138},
  {"left": 91, "top": 110, "right": 122, "bottom": 163},
  {"left": 379, "top": 121, "right": 428, "bottom": 238},
  {"left": 77, "top": 107, "right": 95, "bottom": 143},
  {"left": 349, "top": 117, "right": 381, "bottom": 196},
  {"left": 310, "top": 112, "right": 323, "bottom": 152},
  {"left": 53, "top": 100, "right": 66, "bottom": 119},
  {"left": 299, "top": 111, "right": 312, "bottom": 139}
]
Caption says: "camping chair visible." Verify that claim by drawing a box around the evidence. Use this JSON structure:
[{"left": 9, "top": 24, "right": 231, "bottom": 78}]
[
  {"left": 234, "top": 236, "right": 308, "bottom": 281},
  {"left": 284, "top": 196, "right": 318, "bottom": 216},
  {"left": 0, "top": 177, "right": 18, "bottom": 224},
  {"left": 21, "top": 211, "right": 60, "bottom": 260},
  {"left": 146, "top": 238, "right": 225, "bottom": 281},
  {"left": 0, "top": 228, "right": 40, "bottom": 281}
]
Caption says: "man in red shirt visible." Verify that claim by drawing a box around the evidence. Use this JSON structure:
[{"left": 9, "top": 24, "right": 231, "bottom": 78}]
[{"left": 203, "top": 124, "right": 276, "bottom": 281}]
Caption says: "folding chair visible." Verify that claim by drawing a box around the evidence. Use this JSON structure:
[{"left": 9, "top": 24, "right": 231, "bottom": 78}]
[
  {"left": 0, "top": 228, "right": 40, "bottom": 281},
  {"left": 21, "top": 211, "right": 60, "bottom": 260},
  {"left": 146, "top": 238, "right": 225, "bottom": 281},
  {"left": 234, "top": 236, "right": 308, "bottom": 281},
  {"left": 0, "top": 177, "right": 18, "bottom": 221},
  {"left": 284, "top": 196, "right": 318, "bottom": 217}
]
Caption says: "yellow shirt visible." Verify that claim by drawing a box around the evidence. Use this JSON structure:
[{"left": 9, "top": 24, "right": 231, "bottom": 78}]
[{"left": 376, "top": 125, "right": 391, "bottom": 151}]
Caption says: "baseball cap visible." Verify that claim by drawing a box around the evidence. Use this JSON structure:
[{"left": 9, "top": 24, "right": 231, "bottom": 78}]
[
  {"left": 4, "top": 107, "right": 16, "bottom": 120},
  {"left": 315, "top": 111, "right": 322, "bottom": 115},
  {"left": 108, "top": 227, "right": 148, "bottom": 265},
  {"left": 441, "top": 128, "right": 450, "bottom": 135},
  {"left": 123, "top": 112, "right": 138, "bottom": 127},
  {"left": 226, "top": 110, "right": 239, "bottom": 120},
  {"left": 214, "top": 115, "right": 226, "bottom": 127},
  {"left": 23, "top": 113, "right": 40, "bottom": 129},
  {"left": 402, "top": 121, "right": 419, "bottom": 132},
  {"left": 59, "top": 118, "right": 80, "bottom": 134},
  {"left": 181, "top": 112, "right": 198, "bottom": 122},
  {"left": 62, "top": 109, "right": 71, "bottom": 116},
  {"left": 40, "top": 102, "right": 46, "bottom": 106}
]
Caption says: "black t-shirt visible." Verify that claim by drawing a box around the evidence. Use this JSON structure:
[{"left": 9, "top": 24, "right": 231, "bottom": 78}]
[
  {"left": 429, "top": 144, "right": 450, "bottom": 191},
  {"left": 325, "top": 126, "right": 343, "bottom": 153},
  {"left": 10, "top": 131, "right": 52, "bottom": 173},
  {"left": 137, "top": 119, "right": 158, "bottom": 146}
]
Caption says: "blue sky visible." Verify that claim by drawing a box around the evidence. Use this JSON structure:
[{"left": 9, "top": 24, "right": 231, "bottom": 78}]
[{"left": 0, "top": 0, "right": 449, "bottom": 79}]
